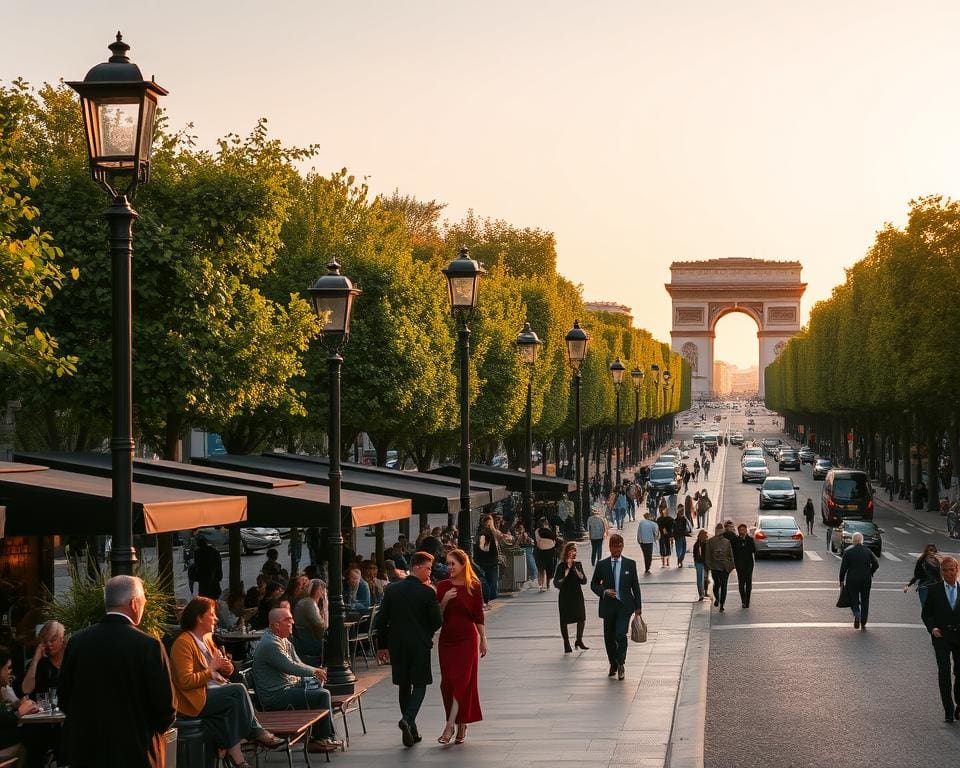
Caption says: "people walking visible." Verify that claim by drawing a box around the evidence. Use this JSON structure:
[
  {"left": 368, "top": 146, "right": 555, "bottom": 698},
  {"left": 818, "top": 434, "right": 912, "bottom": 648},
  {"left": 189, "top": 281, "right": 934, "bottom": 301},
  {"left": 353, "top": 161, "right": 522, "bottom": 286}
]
[
  {"left": 375, "top": 551, "right": 444, "bottom": 747},
  {"left": 839, "top": 531, "right": 880, "bottom": 630},
  {"left": 684, "top": 494, "right": 695, "bottom": 528},
  {"left": 905, "top": 544, "right": 942, "bottom": 607},
  {"left": 703, "top": 456, "right": 711, "bottom": 480},
  {"left": 657, "top": 503, "right": 674, "bottom": 568},
  {"left": 590, "top": 534, "right": 643, "bottom": 681},
  {"left": 587, "top": 507, "right": 608, "bottom": 567},
  {"left": 553, "top": 543, "right": 588, "bottom": 653},
  {"left": 437, "top": 549, "right": 487, "bottom": 745},
  {"left": 693, "top": 530, "right": 709, "bottom": 601},
  {"left": 674, "top": 507, "right": 691, "bottom": 567},
  {"left": 613, "top": 486, "right": 628, "bottom": 531},
  {"left": 920, "top": 556, "right": 960, "bottom": 722},
  {"left": 636, "top": 513, "right": 659, "bottom": 574},
  {"left": 696, "top": 491, "right": 712, "bottom": 530},
  {"left": 731, "top": 523, "right": 756, "bottom": 608},
  {"left": 704, "top": 524, "right": 735, "bottom": 612},
  {"left": 534, "top": 517, "right": 558, "bottom": 592},
  {"left": 802, "top": 498, "right": 815, "bottom": 535},
  {"left": 692, "top": 459, "right": 700, "bottom": 482},
  {"left": 59, "top": 575, "right": 176, "bottom": 768}
]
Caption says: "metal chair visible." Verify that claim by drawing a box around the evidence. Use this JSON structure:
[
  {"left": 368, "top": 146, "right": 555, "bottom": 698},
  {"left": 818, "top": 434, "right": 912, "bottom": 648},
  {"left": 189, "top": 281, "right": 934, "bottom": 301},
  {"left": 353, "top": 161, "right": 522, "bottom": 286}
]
[{"left": 349, "top": 605, "right": 379, "bottom": 669}]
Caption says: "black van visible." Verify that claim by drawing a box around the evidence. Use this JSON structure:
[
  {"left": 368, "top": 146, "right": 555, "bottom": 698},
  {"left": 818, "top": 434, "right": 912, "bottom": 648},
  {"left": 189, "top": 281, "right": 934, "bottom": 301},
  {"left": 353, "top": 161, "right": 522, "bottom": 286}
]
[{"left": 821, "top": 469, "right": 874, "bottom": 525}]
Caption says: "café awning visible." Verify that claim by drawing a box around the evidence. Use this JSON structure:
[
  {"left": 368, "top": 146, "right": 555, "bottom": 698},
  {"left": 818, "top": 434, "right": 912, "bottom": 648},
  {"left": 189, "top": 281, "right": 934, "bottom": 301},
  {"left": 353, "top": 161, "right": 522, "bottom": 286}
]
[
  {"left": 0, "top": 461, "right": 247, "bottom": 536},
  {"left": 428, "top": 464, "right": 577, "bottom": 497},
  {"left": 14, "top": 452, "right": 411, "bottom": 529}
]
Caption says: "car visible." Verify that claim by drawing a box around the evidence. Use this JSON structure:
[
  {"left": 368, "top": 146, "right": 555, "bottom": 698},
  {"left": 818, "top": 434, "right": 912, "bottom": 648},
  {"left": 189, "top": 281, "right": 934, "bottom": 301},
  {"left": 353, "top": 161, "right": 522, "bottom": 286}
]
[
  {"left": 762, "top": 437, "right": 781, "bottom": 456},
  {"left": 798, "top": 447, "right": 816, "bottom": 464},
  {"left": 742, "top": 447, "right": 764, "bottom": 464},
  {"left": 752, "top": 514, "right": 804, "bottom": 559},
  {"left": 829, "top": 519, "right": 883, "bottom": 556},
  {"left": 742, "top": 457, "right": 769, "bottom": 483},
  {"left": 778, "top": 449, "right": 801, "bottom": 471},
  {"left": 693, "top": 433, "right": 705, "bottom": 444},
  {"left": 730, "top": 432, "right": 744, "bottom": 446},
  {"left": 647, "top": 465, "right": 680, "bottom": 494},
  {"left": 821, "top": 469, "right": 874, "bottom": 525},
  {"left": 812, "top": 458, "right": 832, "bottom": 480},
  {"left": 703, "top": 434, "right": 719, "bottom": 448},
  {"left": 758, "top": 476, "right": 799, "bottom": 510},
  {"left": 196, "top": 526, "right": 282, "bottom": 555}
]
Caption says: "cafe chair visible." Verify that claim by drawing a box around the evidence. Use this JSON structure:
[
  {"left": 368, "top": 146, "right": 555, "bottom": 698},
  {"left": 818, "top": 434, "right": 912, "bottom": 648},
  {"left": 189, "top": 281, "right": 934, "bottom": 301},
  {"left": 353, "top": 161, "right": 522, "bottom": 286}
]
[{"left": 349, "top": 605, "right": 379, "bottom": 669}]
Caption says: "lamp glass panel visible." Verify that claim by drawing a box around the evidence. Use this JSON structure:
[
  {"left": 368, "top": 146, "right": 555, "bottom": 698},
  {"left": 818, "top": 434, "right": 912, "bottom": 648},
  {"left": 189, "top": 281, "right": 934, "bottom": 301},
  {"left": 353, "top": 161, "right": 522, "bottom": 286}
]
[
  {"left": 519, "top": 344, "right": 538, "bottom": 365},
  {"left": 566, "top": 339, "right": 587, "bottom": 363},
  {"left": 138, "top": 98, "right": 157, "bottom": 163},
  {"left": 611, "top": 368, "right": 625, "bottom": 385},
  {"left": 97, "top": 98, "right": 140, "bottom": 164},
  {"left": 313, "top": 295, "right": 347, "bottom": 333},
  {"left": 449, "top": 276, "right": 477, "bottom": 309}
]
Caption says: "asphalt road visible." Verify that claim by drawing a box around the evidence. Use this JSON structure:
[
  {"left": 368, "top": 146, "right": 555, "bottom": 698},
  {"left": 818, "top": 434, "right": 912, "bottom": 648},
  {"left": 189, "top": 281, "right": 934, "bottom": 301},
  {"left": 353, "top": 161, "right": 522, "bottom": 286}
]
[{"left": 674, "top": 404, "right": 960, "bottom": 767}]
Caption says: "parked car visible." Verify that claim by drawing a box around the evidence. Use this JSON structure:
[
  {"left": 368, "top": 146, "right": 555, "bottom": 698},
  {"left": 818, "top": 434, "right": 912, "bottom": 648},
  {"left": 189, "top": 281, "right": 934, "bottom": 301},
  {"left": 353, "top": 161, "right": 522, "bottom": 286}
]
[
  {"left": 798, "top": 447, "right": 816, "bottom": 464},
  {"left": 821, "top": 469, "right": 874, "bottom": 525},
  {"left": 778, "top": 449, "right": 801, "bottom": 471},
  {"left": 647, "top": 465, "right": 680, "bottom": 495},
  {"left": 752, "top": 514, "right": 804, "bottom": 559},
  {"left": 812, "top": 458, "right": 832, "bottom": 480},
  {"left": 829, "top": 519, "right": 883, "bottom": 556},
  {"left": 758, "top": 476, "right": 799, "bottom": 510},
  {"left": 730, "top": 432, "right": 744, "bottom": 446},
  {"left": 742, "top": 457, "right": 770, "bottom": 483},
  {"left": 197, "top": 526, "right": 282, "bottom": 555}
]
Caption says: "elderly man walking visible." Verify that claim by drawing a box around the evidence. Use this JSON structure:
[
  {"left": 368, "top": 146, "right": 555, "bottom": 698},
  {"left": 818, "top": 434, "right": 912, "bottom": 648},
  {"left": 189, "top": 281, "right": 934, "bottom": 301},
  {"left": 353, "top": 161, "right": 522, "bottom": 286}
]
[{"left": 839, "top": 531, "right": 880, "bottom": 630}]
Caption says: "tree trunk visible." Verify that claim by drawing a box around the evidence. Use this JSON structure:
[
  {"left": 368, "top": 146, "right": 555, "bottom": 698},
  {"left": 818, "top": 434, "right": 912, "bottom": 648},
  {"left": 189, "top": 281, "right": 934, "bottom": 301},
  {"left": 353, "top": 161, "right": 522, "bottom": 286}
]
[{"left": 928, "top": 424, "right": 940, "bottom": 513}]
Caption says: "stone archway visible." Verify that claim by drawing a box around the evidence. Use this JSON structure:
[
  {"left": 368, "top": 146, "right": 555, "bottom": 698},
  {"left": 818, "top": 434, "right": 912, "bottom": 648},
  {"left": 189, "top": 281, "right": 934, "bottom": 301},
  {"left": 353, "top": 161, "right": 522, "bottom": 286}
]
[{"left": 665, "top": 258, "right": 806, "bottom": 399}]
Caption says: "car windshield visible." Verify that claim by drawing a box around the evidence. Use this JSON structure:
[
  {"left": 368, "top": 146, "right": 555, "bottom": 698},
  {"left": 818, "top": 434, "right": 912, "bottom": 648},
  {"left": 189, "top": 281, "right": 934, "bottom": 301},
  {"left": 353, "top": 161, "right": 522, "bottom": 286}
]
[
  {"left": 763, "top": 479, "right": 794, "bottom": 491},
  {"left": 650, "top": 467, "right": 675, "bottom": 479},
  {"left": 833, "top": 476, "right": 868, "bottom": 500},
  {"left": 759, "top": 517, "right": 798, "bottom": 530},
  {"left": 781, "top": 451, "right": 797, "bottom": 457},
  {"left": 744, "top": 459, "right": 766, "bottom": 467},
  {"left": 843, "top": 521, "right": 876, "bottom": 533}
]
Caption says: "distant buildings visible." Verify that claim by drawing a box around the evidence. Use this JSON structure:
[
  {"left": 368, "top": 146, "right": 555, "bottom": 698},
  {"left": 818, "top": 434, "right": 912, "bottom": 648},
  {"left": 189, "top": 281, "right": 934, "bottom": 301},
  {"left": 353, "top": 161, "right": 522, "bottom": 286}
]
[
  {"left": 713, "top": 361, "right": 758, "bottom": 397},
  {"left": 713, "top": 361, "right": 732, "bottom": 396},
  {"left": 584, "top": 301, "right": 633, "bottom": 325}
]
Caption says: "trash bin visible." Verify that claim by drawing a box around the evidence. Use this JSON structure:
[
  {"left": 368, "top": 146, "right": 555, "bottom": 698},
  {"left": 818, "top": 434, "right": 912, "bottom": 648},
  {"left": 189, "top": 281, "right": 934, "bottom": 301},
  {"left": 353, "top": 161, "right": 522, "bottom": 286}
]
[
  {"left": 175, "top": 719, "right": 206, "bottom": 768},
  {"left": 498, "top": 550, "right": 527, "bottom": 593},
  {"left": 163, "top": 727, "right": 178, "bottom": 768}
]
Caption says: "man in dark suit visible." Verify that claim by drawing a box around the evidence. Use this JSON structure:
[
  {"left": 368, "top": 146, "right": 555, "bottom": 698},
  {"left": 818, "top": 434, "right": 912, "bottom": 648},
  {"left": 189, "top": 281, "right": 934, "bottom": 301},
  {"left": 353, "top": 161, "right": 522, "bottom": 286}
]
[
  {"left": 590, "top": 533, "right": 643, "bottom": 681},
  {"left": 922, "top": 556, "right": 960, "bottom": 722},
  {"left": 376, "top": 551, "right": 443, "bottom": 747},
  {"left": 839, "top": 532, "right": 880, "bottom": 630},
  {"left": 193, "top": 535, "right": 223, "bottom": 599},
  {"left": 59, "top": 575, "right": 176, "bottom": 767}
]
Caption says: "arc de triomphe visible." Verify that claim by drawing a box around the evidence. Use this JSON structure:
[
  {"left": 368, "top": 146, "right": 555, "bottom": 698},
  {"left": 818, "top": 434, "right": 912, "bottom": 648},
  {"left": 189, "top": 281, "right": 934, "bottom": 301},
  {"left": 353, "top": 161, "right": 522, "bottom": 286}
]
[{"left": 666, "top": 258, "right": 806, "bottom": 399}]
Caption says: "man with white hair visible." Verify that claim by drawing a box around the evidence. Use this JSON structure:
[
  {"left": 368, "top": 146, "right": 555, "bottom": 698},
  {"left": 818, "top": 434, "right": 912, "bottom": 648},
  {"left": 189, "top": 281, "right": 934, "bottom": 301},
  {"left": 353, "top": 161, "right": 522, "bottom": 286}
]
[
  {"left": 59, "top": 575, "right": 176, "bottom": 767},
  {"left": 839, "top": 531, "right": 880, "bottom": 630}
]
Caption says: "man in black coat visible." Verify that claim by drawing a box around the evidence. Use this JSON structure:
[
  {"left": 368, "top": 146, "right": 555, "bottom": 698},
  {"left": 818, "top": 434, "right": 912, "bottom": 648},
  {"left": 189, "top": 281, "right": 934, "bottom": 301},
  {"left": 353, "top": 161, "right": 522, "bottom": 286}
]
[
  {"left": 193, "top": 535, "right": 223, "bottom": 599},
  {"left": 731, "top": 523, "right": 756, "bottom": 608},
  {"left": 375, "top": 551, "right": 443, "bottom": 747},
  {"left": 59, "top": 575, "right": 176, "bottom": 767},
  {"left": 590, "top": 533, "right": 643, "bottom": 681},
  {"left": 839, "top": 532, "right": 880, "bottom": 630},
  {"left": 921, "top": 556, "right": 960, "bottom": 722}
]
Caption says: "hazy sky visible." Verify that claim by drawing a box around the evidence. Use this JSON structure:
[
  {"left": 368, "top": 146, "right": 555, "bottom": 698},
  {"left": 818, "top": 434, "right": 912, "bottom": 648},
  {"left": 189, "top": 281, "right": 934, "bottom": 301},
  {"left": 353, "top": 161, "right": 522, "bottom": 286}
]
[{"left": 7, "top": 1, "right": 960, "bottom": 368}]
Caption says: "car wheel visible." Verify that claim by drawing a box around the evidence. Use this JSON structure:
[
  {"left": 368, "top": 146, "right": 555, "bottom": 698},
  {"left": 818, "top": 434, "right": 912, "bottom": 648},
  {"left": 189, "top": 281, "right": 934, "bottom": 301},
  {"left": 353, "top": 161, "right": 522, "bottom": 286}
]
[{"left": 795, "top": 552, "right": 803, "bottom": 560}]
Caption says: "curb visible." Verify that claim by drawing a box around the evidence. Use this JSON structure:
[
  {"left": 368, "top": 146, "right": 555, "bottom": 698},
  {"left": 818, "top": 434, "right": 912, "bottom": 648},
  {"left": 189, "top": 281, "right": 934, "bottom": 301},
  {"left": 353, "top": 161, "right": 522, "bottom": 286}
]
[
  {"left": 664, "top": 604, "right": 711, "bottom": 768},
  {"left": 874, "top": 496, "right": 950, "bottom": 537}
]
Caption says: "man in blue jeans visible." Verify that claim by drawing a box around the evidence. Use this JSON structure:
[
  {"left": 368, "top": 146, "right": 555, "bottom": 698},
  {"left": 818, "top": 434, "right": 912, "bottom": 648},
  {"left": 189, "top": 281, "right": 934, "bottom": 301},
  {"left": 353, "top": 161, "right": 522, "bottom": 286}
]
[{"left": 587, "top": 508, "right": 608, "bottom": 566}]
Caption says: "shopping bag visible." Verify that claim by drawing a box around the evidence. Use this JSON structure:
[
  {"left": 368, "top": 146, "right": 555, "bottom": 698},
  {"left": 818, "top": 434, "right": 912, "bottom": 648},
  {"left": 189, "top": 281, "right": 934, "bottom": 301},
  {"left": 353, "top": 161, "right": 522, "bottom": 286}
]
[
  {"left": 836, "top": 586, "right": 850, "bottom": 609},
  {"left": 630, "top": 613, "right": 648, "bottom": 643}
]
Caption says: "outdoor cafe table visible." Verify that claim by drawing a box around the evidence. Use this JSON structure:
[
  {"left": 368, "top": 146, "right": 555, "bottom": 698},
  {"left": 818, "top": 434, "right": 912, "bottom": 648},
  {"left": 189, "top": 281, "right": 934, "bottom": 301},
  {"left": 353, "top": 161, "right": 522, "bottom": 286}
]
[
  {"left": 256, "top": 709, "right": 331, "bottom": 766},
  {"left": 19, "top": 711, "right": 65, "bottom": 725},
  {"left": 216, "top": 629, "right": 264, "bottom": 642}
]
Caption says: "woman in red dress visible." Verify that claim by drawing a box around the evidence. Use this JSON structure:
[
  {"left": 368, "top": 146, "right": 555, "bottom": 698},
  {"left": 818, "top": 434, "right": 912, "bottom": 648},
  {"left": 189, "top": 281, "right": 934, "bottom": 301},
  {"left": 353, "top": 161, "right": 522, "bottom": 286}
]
[{"left": 436, "top": 547, "right": 487, "bottom": 745}]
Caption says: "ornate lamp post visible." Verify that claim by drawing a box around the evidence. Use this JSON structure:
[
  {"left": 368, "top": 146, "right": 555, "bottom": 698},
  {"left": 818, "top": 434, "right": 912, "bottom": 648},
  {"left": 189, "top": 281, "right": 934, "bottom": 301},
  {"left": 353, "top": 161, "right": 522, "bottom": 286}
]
[
  {"left": 631, "top": 366, "right": 644, "bottom": 464},
  {"left": 515, "top": 322, "right": 543, "bottom": 532},
  {"left": 609, "top": 358, "right": 626, "bottom": 486},
  {"left": 308, "top": 259, "right": 361, "bottom": 695},
  {"left": 68, "top": 33, "right": 167, "bottom": 576},
  {"left": 565, "top": 320, "right": 590, "bottom": 537},
  {"left": 651, "top": 363, "right": 661, "bottom": 448},
  {"left": 443, "top": 247, "right": 485, "bottom": 553},
  {"left": 663, "top": 370, "right": 672, "bottom": 442}
]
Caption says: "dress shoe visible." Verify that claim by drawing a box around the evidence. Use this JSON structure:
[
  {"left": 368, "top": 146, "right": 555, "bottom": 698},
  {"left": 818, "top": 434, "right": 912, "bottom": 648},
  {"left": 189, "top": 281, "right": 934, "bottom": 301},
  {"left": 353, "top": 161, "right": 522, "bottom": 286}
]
[
  {"left": 854, "top": 618, "right": 860, "bottom": 629},
  {"left": 617, "top": 664, "right": 625, "bottom": 681},
  {"left": 564, "top": 641, "right": 573, "bottom": 653},
  {"left": 575, "top": 640, "right": 589, "bottom": 650},
  {"left": 714, "top": 599, "right": 719, "bottom": 607},
  {"left": 719, "top": 606, "right": 725, "bottom": 612},
  {"left": 412, "top": 724, "right": 423, "bottom": 743},
  {"left": 608, "top": 664, "right": 617, "bottom": 677},
  {"left": 860, "top": 624, "right": 866, "bottom": 631},
  {"left": 399, "top": 719, "right": 415, "bottom": 748}
]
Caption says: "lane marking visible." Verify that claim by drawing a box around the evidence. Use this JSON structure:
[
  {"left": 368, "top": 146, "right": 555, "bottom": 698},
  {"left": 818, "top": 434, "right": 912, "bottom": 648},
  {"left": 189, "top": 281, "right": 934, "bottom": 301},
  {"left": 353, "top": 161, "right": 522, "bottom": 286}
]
[
  {"left": 804, "top": 551, "right": 822, "bottom": 561},
  {"left": 881, "top": 551, "right": 901, "bottom": 562},
  {"left": 752, "top": 587, "right": 904, "bottom": 592},
  {"left": 918, "top": 528, "right": 935, "bottom": 534},
  {"left": 713, "top": 621, "right": 925, "bottom": 631},
  {"left": 894, "top": 527, "right": 910, "bottom": 534},
  {"left": 752, "top": 580, "right": 904, "bottom": 585}
]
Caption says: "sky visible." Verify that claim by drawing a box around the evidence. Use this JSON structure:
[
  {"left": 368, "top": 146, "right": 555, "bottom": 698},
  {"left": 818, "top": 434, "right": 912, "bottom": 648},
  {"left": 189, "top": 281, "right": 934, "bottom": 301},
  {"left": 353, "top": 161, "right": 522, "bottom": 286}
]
[{"left": 7, "top": 1, "right": 960, "bottom": 369}]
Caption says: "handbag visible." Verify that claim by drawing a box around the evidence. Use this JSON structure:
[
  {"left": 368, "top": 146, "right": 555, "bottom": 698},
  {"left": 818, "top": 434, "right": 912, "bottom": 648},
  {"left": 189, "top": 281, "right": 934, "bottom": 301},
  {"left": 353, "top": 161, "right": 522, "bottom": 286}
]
[
  {"left": 836, "top": 585, "right": 850, "bottom": 608},
  {"left": 630, "top": 613, "right": 648, "bottom": 643}
]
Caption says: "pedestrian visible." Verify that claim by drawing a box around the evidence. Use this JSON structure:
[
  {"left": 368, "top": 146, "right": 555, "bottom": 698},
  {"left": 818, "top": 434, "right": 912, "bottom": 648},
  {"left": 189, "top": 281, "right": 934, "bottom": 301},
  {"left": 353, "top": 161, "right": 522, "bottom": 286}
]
[
  {"left": 703, "top": 456, "right": 711, "bottom": 480},
  {"left": 674, "top": 507, "right": 691, "bottom": 567},
  {"left": 692, "top": 530, "right": 709, "bottom": 601},
  {"left": 684, "top": 494, "right": 695, "bottom": 528},
  {"left": 722, "top": 519, "right": 737, "bottom": 547},
  {"left": 802, "top": 497, "right": 815, "bottom": 535},
  {"left": 682, "top": 465, "right": 691, "bottom": 493},
  {"left": 731, "top": 523, "right": 756, "bottom": 608},
  {"left": 193, "top": 535, "right": 223, "bottom": 600},
  {"left": 436, "top": 549, "right": 487, "bottom": 745},
  {"left": 693, "top": 459, "right": 700, "bottom": 482},
  {"left": 839, "top": 531, "right": 880, "bottom": 630},
  {"left": 704, "top": 524, "right": 735, "bottom": 612},
  {"left": 534, "top": 517, "right": 558, "bottom": 592},
  {"left": 626, "top": 481, "right": 637, "bottom": 522},
  {"left": 613, "top": 486, "right": 628, "bottom": 531},
  {"left": 474, "top": 515, "right": 501, "bottom": 609},
  {"left": 905, "top": 544, "right": 942, "bottom": 607},
  {"left": 553, "top": 542, "right": 588, "bottom": 653},
  {"left": 696, "top": 491, "right": 712, "bottom": 529},
  {"left": 636, "top": 513, "right": 659, "bottom": 574},
  {"left": 948, "top": 503, "right": 960, "bottom": 540},
  {"left": 59, "top": 575, "right": 176, "bottom": 768},
  {"left": 375, "top": 551, "right": 444, "bottom": 747},
  {"left": 587, "top": 506, "right": 608, "bottom": 567},
  {"left": 589, "top": 534, "right": 643, "bottom": 681},
  {"left": 920, "top": 556, "right": 960, "bottom": 722},
  {"left": 657, "top": 502, "right": 674, "bottom": 568}
]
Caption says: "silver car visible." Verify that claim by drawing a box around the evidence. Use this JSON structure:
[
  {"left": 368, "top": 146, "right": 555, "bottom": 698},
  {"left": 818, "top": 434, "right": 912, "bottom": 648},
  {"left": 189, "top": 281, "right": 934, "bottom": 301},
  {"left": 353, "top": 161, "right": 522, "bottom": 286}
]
[
  {"left": 197, "top": 526, "right": 282, "bottom": 555},
  {"left": 752, "top": 515, "right": 804, "bottom": 559},
  {"left": 741, "top": 457, "right": 769, "bottom": 483}
]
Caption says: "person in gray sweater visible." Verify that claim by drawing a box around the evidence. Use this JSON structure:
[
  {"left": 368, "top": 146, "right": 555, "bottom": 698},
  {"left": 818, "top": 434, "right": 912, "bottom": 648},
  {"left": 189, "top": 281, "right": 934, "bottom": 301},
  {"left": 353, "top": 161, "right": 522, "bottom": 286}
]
[{"left": 251, "top": 606, "right": 341, "bottom": 753}]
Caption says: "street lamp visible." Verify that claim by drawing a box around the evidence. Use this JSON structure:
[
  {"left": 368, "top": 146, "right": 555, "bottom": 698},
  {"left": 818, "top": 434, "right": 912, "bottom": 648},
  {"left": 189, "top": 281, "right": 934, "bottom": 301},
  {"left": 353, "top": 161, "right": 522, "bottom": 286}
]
[
  {"left": 650, "top": 364, "right": 661, "bottom": 448},
  {"left": 663, "top": 371, "right": 673, "bottom": 441},
  {"left": 515, "top": 322, "right": 543, "bottom": 532},
  {"left": 631, "top": 366, "right": 644, "bottom": 463},
  {"left": 68, "top": 33, "right": 166, "bottom": 576},
  {"left": 443, "top": 247, "right": 485, "bottom": 553},
  {"left": 308, "top": 258, "right": 361, "bottom": 695},
  {"left": 609, "top": 358, "right": 626, "bottom": 486},
  {"left": 565, "top": 320, "right": 590, "bottom": 538}
]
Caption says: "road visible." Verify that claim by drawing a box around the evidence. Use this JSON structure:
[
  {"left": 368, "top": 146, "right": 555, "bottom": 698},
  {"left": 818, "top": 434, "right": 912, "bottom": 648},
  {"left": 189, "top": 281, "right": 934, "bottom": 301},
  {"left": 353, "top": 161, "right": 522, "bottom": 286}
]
[{"left": 676, "top": 404, "right": 960, "bottom": 767}]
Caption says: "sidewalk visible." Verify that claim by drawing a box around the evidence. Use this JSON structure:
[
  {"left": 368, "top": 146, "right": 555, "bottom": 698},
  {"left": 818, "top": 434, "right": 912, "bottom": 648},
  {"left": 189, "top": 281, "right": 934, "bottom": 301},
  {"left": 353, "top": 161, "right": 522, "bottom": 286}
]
[{"left": 875, "top": 492, "right": 954, "bottom": 538}]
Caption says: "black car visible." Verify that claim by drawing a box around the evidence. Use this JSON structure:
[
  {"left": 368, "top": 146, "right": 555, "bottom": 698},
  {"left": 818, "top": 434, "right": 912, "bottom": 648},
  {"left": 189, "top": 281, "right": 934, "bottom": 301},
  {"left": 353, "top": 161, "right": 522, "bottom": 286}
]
[
  {"left": 758, "top": 476, "right": 799, "bottom": 510},
  {"left": 647, "top": 465, "right": 680, "bottom": 495},
  {"left": 829, "top": 519, "right": 883, "bottom": 556},
  {"left": 778, "top": 450, "right": 801, "bottom": 471}
]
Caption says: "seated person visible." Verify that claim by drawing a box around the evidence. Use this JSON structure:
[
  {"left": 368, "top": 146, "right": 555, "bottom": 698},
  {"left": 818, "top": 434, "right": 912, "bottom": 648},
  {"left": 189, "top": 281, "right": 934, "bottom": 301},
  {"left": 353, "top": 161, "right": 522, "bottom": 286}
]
[
  {"left": 386, "top": 543, "right": 408, "bottom": 571},
  {"left": 261, "top": 549, "right": 283, "bottom": 580},
  {"left": 170, "top": 597, "right": 285, "bottom": 767},
  {"left": 250, "top": 581, "right": 285, "bottom": 630},
  {"left": 343, "top": 568, "right": 370, "bottom": 612},
  {"left": 23, "top": 620, "right": 65, "bottom": 697},
  {"left": 282, "top": 575, "right": 309, "bottom": 611},
  {"left": 383, "top": 559, "right": 406, "bottom": 583},
  {"left": 361, "top": 560, "right": 387, "bottom": 607},
  {"left": 0, "top": 646, "right": 38, "bottom": 765},
  {"left": 292, "top": 579, "right": 327, "bottom": 661},
  {"left": 251, "top": 607, "right": 341, "bottom": 753},
  {"left": 245, "top": 574, "right": 267, "bottom": 609}
]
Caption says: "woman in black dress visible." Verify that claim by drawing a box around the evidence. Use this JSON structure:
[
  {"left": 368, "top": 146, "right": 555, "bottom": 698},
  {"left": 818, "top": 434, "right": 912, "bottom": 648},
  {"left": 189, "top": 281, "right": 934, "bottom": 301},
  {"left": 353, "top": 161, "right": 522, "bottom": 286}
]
[
  {"left": 534, "top": 517, "right": 558, "bottom": 592},
  {"left": 553, "top": 542, "right": 588, "bottom": 653},
  {"left": 657, "top": 505, "right": 675, "bottom": 568}
]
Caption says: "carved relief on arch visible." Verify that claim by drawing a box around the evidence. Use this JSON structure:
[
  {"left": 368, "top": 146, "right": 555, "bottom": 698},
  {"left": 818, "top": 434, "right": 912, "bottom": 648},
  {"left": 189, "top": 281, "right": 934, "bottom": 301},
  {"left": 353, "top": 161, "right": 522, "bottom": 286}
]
[
  {"left": 681, "top": 342, "right": 699, "bottom": 374},
  {"left": 774, "top": 341, "right": 786, "bottom": 358},
  {"left": 708, "top": 301, "right": 762, "bottom": 329}
]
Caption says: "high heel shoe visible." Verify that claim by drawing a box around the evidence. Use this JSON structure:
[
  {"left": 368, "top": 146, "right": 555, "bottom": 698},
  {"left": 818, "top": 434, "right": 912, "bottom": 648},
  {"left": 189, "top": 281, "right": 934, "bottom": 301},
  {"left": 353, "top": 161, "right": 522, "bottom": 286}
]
[
  {"left": 575, "top": 640, "right": 589, "bottom": 650},
  {"left": 563, "top": 641, "right": 573, "bottom": 653},
  {"left": 438, "top": 724, "right": 455, "bottom": 745},
  {"left": 455, "top": 725, "right": 467, "bottom": 744}
]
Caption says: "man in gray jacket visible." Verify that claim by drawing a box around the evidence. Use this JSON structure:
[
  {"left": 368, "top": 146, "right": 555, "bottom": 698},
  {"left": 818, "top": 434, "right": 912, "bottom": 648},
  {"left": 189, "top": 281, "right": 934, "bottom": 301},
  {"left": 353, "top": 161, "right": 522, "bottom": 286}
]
[
  {"left": 587, "top": 508, "right": 608, "bottom": 566},
  {"left": 252, "top": 606, "right": 341, "bottom": 753},
  {"left": 636, "top": 513, "right": 659, "bottom": 574}
]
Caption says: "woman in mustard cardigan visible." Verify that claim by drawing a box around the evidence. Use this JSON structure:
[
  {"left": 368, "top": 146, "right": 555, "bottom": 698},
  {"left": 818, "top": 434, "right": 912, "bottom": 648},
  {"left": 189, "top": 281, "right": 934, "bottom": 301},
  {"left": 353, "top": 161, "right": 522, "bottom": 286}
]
[{"left": 170, "top": 597, "right": 284, "bottom": 766}]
